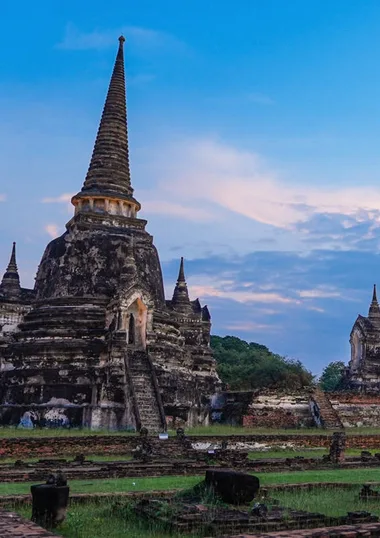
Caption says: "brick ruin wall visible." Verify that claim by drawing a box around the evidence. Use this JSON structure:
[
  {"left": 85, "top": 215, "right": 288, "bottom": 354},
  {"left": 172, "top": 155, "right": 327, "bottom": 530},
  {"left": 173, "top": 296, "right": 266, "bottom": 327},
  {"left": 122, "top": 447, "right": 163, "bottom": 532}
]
[
  {"left": 329, "top": 392, "right": 380, "bottom": 427},
  {"left": 242, "top": 391, "right": 314, "bottom": 428},
  {"left": 4, "top": 432, "right": 380, "bottom": 459},
  {"left": 228, "top": 523, "right": 380, "bottom": 537},
  {"left": 238, "top": 390, "right": 380, "bottom": 429}
]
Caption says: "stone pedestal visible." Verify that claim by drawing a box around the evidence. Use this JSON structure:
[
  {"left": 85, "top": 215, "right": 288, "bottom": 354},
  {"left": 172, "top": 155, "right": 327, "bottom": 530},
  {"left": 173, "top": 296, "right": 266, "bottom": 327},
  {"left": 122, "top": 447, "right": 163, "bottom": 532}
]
[
  {"left": 329, "top": 431, "right": 346, "bottom": 463},
  {"left": 205, "top": 469, "right": 260, "bottom": 505},
  {"left": 31, "top": 484, "right": 69, "bottom": 528}
]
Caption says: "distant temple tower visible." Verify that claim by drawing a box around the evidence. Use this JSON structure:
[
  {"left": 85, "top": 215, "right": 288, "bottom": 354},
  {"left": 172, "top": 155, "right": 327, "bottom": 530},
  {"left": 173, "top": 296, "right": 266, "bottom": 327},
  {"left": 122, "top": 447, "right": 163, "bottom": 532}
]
[
  {"left": 0, "top": 37, "right": 220, "bottom": 430},
  {"left": 0, "top": 243, "right": 33, "bottom": 335},
  {"left": 347, "top": 284, "right": 380, "bottom": 391}
]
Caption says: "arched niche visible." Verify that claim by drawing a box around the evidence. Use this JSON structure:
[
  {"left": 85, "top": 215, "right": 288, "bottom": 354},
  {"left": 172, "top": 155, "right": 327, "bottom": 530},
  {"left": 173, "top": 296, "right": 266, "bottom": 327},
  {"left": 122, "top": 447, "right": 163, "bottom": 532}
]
[
  {"left": 128, "top": 314, "right": 135, "bottom": 344},
  {"left": 124, "top": 297, "right": 148, "bottom": 349},
  {"left": 351, "top": 331, "right": 364, "bottom": 370}
]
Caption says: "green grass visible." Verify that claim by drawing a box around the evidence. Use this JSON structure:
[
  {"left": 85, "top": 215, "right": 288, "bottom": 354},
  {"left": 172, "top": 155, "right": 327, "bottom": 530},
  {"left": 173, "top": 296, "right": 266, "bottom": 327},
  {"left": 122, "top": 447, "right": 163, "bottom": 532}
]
[
  {"left": 0, "top": 427, "right": 136, "bottom": 438},
  {"left": 274, "top": 485, "right": 380, "bottom": 518},
  {"left": 11, "top": 480, "right": 380, "bottom": 538},
  {"left": 13, "top": 484, "right": 380, "bottom": 537},
  {"left": 16, "top": 501, "right": 198, "bottom": 538},
  {"left": 185, "top": 425, "right": 380, "bottom": 436},
  {"left": 183, "top": 425, "right": 325, "bottom": 436},
  {"left": 3, "top": 468, "right": 380, "bottom": 497},
  {"left": 0, "top": 475, "right": 202, "bottom": 496},
  {"left": 260, "top": 468, "right": 380, "bottom": 485},
  {"left": 3, "top": 424, "right": 380, "bottom": 438}
]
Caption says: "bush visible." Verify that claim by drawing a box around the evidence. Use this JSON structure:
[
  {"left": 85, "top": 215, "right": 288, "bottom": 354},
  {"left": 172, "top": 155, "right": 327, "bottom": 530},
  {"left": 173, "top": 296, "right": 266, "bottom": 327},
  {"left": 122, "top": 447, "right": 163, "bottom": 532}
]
[{"left": 211, "top": 335, "right": 313, "bottom": 391}]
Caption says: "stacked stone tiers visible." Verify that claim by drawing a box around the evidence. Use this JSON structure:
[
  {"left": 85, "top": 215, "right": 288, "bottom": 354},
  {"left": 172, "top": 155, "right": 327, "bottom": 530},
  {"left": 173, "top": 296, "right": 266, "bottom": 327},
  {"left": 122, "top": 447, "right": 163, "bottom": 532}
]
[{"left": 0, "top": 37, "right": 220, "bottom": 431}]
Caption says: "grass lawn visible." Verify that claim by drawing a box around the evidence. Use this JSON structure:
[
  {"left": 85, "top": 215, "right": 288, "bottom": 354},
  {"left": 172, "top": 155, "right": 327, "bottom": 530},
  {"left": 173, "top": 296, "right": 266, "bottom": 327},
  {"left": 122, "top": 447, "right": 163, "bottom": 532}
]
[
  {"left": 274, "top": 485, "right": 380, "bottom": 518},
  {"left": 0, "top": 475, "right": 202, "bottom": 496},
  {"left": 183, "top": 425, "right": 324, "bottom": 436},
  {"left": 16, "top": 501, "right": 199, "bottom": 538},
  {"left": 3, "top": 424, "right": 380, "bottom": 438},
  {"left": 11, "top": 479, "right": 380, "bottom": 538},
  {"left": 0, "top": 427, "right": 135, "bottom": 438},
  {"left": 6, "top": 470, "right": 380, "bottom": 538},
  {"left": 186, "top": 425, "right": 380, "bottom": 436},
  {"left": 3, "top": 468, "right": 380, "bottom": 497}
]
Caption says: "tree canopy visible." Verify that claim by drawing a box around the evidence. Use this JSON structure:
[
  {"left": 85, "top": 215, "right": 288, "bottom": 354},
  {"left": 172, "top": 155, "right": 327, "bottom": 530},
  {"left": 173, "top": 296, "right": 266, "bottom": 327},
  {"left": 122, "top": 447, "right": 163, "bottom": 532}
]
[
  {"left": 210, "top": 335, "right": 314, "bottom": 391},
  {"left": 319, "top": 361, "right": 346, "bottom": 392}
]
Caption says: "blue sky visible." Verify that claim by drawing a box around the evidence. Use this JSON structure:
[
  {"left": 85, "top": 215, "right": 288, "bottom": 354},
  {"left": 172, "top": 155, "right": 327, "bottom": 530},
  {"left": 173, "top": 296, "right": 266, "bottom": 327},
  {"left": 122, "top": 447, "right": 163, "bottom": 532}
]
[{"left": 1, "top": 1, "right": 380, "bottom": 374}]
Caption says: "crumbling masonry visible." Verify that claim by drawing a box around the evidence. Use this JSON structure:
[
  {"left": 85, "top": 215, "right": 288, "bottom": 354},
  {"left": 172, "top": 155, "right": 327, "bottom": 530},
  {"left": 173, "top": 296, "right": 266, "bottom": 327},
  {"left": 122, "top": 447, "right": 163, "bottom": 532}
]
[{"left": 0, "top": 37, "right": 221, "bottom": 431}]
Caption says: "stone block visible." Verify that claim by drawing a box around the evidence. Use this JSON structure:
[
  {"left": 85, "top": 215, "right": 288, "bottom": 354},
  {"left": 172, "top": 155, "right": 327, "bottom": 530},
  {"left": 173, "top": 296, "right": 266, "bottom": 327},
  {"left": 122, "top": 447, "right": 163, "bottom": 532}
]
[{"left": 205, "top": 468, "right": 259, "bottom": 504}]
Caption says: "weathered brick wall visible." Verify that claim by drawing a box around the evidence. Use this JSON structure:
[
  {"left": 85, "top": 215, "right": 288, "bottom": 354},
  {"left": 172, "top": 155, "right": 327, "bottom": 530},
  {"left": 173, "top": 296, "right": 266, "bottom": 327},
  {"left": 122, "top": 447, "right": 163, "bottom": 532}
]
[
  {"left": 0, "top": 435, "right": 135, "bottom": 458},
  {"left": 330, "top": 392, "right": 380, "bottom": 427},
  {"left": 2, "top": 432, "right": 380, "bottom": 459},
  {"left": 242, "top": 391, "right": 314, "bottom": 429},
  {"left": 228, "top": 523, "right": 380, "bottom": 537}
]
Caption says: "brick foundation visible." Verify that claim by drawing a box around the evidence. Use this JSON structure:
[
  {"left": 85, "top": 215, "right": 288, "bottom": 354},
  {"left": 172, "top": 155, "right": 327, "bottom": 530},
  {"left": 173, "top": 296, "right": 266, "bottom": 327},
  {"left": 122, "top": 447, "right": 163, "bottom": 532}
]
[
  {"left": 225, "top": 523, "right": 380, "bottom": 536},
  {"left": 0, "top": 509, "right": 55, "bottom": 536},
  {"left": 2, "top": 433, "right": 380, "bottom": 459}
]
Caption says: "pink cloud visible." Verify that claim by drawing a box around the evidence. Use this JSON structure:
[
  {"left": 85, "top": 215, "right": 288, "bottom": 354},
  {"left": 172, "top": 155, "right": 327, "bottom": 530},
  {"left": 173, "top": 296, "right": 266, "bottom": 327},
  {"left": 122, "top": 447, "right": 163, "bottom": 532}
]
[
  {"left": 187, "top": 276, "right": 300, "bottom": 305},
  {"left": 143, "top": 138, "right": 380, "bottom": 232},
  {"left": 44, "top": 224, "right": 60, "bottom": 239}
]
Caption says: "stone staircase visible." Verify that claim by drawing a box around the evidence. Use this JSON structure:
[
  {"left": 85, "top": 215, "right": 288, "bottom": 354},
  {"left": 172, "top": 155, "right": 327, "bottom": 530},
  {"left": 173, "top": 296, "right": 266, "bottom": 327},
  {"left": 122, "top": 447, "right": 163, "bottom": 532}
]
[
  {"left": 311, "top": 388, "right": 344, "bottom": 429},
  {"left": 127, "top": 350, "right": 164, "bottom": 433}
]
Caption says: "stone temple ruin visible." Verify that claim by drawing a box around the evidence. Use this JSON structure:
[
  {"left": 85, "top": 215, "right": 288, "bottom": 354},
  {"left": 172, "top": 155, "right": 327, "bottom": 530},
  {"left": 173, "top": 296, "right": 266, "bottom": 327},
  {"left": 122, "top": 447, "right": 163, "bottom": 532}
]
[
  {"left": 346, "top": 284, "right": 380, "bottom": 392},
  {"left": 0, "top": 36, "right": 221, "bottom": 431}
]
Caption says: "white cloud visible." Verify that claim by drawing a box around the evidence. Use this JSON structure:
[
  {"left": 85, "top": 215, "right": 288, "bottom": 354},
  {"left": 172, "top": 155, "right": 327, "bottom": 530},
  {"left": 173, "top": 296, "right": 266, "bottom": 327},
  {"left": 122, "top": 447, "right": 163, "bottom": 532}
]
[
  {"left": 187, "top": 276, "right": 300, "bottom": 305},
  {"left": 44, "top": 224, "right": 60, "bottom": 239},
  {"left": 42, "top": 194, "right": 73, "bottom": 203},
  {"left": 308, "top": 306, "right": 325, "bottom": 313},
  {"left": 143, "top": 137, "right": 380, "bottom": 234},
  {"left": 297, "top": 288, "right": 342, "bottom": 299}
]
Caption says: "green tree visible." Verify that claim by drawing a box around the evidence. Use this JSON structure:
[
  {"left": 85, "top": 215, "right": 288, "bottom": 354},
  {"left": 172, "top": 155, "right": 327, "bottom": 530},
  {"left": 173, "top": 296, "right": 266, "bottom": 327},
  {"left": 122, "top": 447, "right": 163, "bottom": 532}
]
[
  {"left": 319, "top": 361, "right": 346, "bottom": 392},
  {"left": 210, "top": 335, "right": 313, "bottom": 391}
]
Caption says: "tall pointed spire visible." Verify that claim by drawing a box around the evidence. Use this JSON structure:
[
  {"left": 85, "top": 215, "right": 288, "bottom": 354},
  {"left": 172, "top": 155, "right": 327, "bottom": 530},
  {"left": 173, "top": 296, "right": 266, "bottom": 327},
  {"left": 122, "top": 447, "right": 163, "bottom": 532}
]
[
  {"left": 177, "top": 257, "right": 185, "bottom": 283},
  {"left": 369, "top": 284, "right": 380, "bottom": 319},
  {"left": 76, "top": 36, "right": 138, "bottom": 203},
  {"left": 0, "top": 242, "right": 21, "bottom": 297},
  {"left": 172, "top": 257, "right": 192, "bottom": 313}
]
